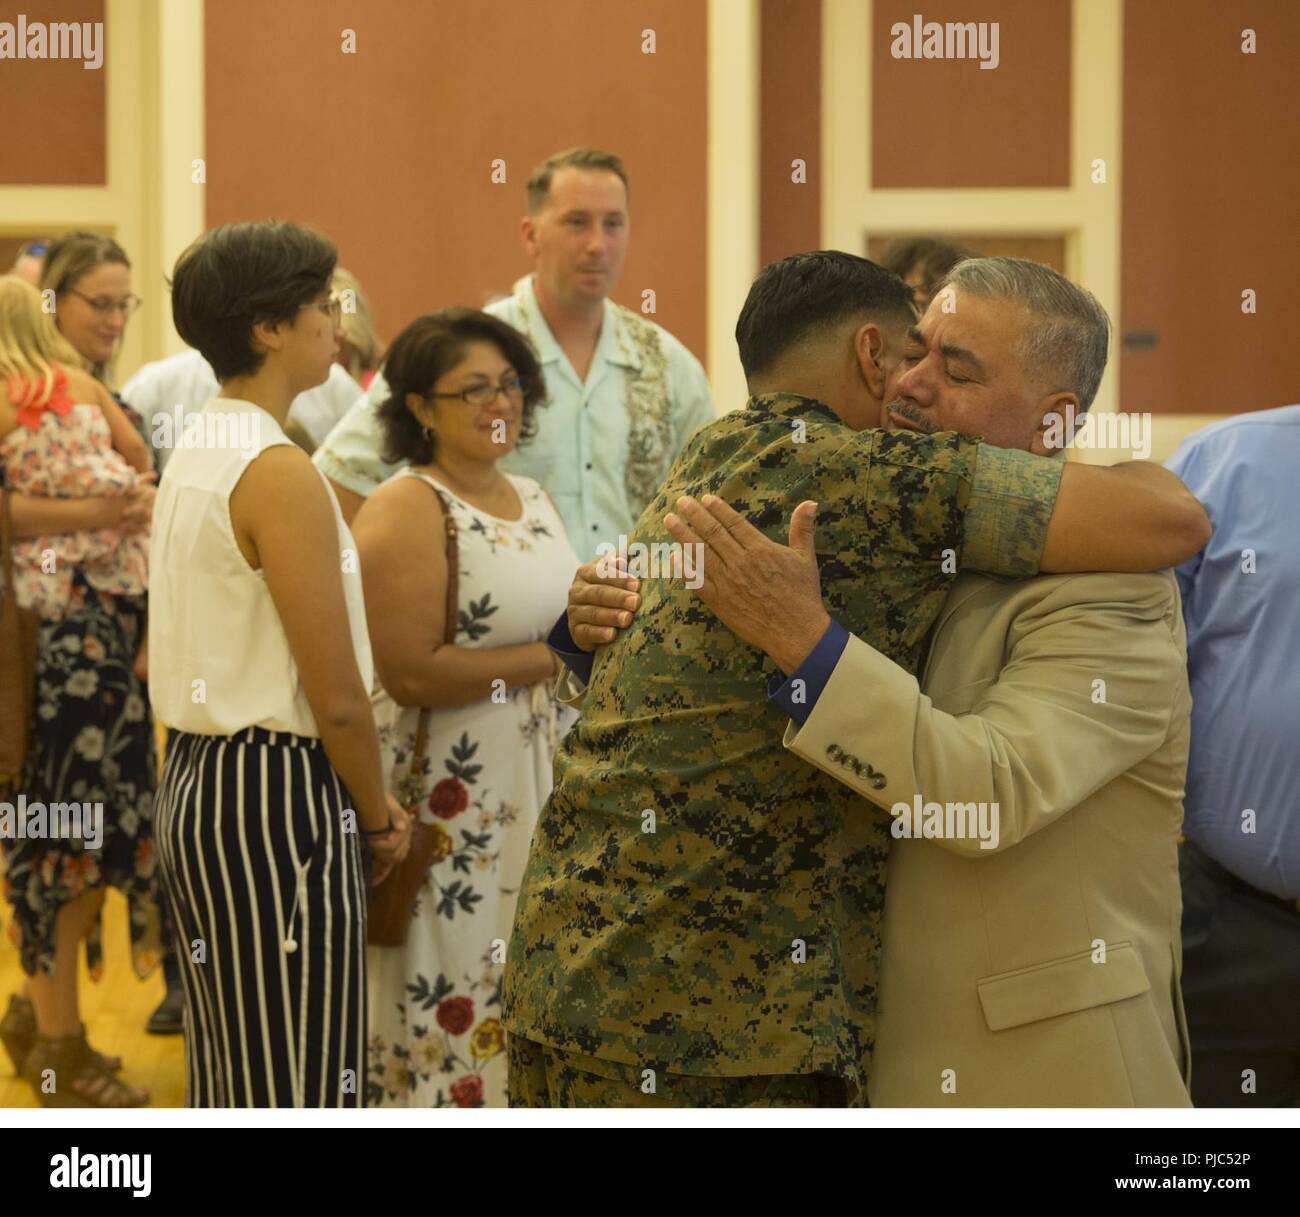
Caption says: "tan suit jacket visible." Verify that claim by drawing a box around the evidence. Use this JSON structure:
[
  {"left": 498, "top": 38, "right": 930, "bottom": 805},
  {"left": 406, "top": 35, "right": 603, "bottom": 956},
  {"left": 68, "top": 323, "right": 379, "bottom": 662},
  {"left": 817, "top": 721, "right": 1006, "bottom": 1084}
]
[{"left": 785, "top": 570, "right": 1193, "bottom": 1107}]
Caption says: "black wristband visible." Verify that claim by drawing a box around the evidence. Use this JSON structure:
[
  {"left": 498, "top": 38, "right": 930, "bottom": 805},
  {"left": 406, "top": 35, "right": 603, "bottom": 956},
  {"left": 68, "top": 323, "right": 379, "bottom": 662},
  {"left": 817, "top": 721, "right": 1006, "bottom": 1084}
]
[{"left": 361, "top": 817, "right": 394, "bottom": 838}]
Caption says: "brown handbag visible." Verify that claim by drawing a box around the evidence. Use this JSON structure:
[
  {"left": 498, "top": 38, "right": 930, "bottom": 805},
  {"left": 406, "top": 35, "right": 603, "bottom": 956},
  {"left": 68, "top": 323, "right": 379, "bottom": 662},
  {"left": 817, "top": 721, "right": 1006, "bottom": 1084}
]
[
  {"left": 367, "top": 483, "right": 459, "bottom": 947},
  {"left": 0, "top": 487, "right": 39, "bottom": 784}
]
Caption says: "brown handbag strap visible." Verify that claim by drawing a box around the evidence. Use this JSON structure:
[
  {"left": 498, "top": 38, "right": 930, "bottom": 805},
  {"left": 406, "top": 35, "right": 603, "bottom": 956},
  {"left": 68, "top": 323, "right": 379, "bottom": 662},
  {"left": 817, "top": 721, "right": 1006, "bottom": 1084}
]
[
  {"left": 407, "top": 481, "right": 459, "bottom": 776},
  {"left": 0, "top": 487, "right": 17, "bottom": 599}
]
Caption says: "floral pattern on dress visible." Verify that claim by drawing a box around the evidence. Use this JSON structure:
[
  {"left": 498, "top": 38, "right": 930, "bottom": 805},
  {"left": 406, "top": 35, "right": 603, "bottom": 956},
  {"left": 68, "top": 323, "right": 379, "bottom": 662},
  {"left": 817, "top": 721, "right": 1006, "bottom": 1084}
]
[
  {"left": 368, "top": 972, "right": 507, "bottom": 1108},
  {"left": 1, "top": 373, "right": 149, "bottom": 621},
  {"left": 1, "top": 573, "right": 161, "bottom": 980},
  {"left": 2, "top": 375, "right": 160, "bottom": 981},
  {"left": 366, "top": 725, "right": 532, "bottom": 1107},
  {"left": 457, "top": 594, "right": 499, "bottom": 643},
  {"left": 462, "top": 513, "right": 556, "bottom": 557},
  {"left": 365, "top": 471, "right": 579, "bottom": 1107}
]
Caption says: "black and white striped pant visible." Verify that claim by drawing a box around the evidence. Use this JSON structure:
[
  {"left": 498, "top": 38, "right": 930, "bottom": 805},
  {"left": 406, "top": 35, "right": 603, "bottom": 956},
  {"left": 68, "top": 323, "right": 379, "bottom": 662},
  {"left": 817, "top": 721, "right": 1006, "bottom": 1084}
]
[{"left": 155, "top": 727, "right": 367, "bottom": 1107}]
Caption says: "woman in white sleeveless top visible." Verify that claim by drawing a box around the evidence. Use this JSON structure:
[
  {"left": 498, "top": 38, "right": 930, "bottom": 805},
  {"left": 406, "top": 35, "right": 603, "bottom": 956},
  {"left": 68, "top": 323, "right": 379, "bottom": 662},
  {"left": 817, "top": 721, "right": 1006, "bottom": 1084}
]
[
  {"left": 148, "top": 222, "right": 410, "bottom": 1107},
  {"left": 351, "top": 310, "right": 579, "bottom": 1107}
]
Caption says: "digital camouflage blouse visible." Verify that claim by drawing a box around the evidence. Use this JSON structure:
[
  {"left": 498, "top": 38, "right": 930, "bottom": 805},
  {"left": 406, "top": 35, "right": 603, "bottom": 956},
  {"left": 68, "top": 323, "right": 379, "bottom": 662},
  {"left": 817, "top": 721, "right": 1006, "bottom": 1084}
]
[{"left": 503, "top": 392, "right": 1063, "bottom": 1097}]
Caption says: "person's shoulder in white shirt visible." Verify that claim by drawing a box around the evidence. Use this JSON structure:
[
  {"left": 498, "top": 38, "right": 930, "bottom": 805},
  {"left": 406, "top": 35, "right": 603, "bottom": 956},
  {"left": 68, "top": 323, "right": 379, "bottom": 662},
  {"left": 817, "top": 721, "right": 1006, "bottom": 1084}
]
[
  {"left": 122, "top": 349, "right": 363, "bottom": 466},
  {"left": 120, "top": 348, "right": 215, "bottom": 422},
  {"left": 291, "top": 362, "right": 365, "bottom": 447}
]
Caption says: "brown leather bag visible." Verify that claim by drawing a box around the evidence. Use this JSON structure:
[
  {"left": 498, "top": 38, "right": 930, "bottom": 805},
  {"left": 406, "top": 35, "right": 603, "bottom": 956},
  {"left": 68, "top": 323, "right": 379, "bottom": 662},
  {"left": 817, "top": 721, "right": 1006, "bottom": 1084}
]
[
  {"left": 0, "top": 487, "right": 39, "bottom": 784},
  {"left": 367, "top": 482, "right": 458, "bottom": 947}
]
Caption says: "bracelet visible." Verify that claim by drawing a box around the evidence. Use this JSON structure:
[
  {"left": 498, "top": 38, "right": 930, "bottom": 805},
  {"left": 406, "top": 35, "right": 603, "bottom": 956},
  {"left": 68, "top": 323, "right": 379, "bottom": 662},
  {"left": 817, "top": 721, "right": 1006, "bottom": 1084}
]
[{"left": 361, "top": 817, "right": 394, "bottom": 837}]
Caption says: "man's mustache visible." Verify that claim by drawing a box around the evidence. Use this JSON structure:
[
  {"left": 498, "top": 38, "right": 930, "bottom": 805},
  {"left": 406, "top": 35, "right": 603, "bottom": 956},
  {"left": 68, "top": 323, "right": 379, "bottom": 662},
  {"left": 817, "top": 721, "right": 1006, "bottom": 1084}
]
[{"left": 886, "top": 398, "right": 938, "bottom": 433}]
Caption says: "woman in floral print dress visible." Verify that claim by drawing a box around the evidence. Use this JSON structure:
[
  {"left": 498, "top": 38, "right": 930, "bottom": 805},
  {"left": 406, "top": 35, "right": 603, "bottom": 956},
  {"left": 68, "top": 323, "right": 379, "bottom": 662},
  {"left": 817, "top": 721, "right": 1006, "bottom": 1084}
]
[
  {"left": 352, "top": 309, "right": 578, "bottom": 1107},
  {"left": 0, "top": 276, "right": 160, "bottom": 1107}
]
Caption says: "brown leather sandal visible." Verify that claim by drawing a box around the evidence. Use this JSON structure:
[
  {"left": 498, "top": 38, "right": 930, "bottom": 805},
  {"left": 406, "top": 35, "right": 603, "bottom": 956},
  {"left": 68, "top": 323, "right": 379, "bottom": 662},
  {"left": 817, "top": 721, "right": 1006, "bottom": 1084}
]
[
  {"left": 0, "top": 994, "right": 123, "bottom": 1075},
  {"left": 21, "top": 1032, "right": 148, "bottom": 1108},
  {"left": 0, "top": 994, "right": 31, "bottom": 1075}
]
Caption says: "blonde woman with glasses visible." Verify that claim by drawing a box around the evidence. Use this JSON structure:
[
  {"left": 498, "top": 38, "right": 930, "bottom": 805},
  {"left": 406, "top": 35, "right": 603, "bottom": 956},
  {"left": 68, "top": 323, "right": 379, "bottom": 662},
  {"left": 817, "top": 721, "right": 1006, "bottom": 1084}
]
[
  {"left": 38, "top": 232, "right": 142, "bottom": 391},
  {"left": 39, "top": 231, "right": 185, "bottom": 1033},
  {"left": 0, "top": 275, "right": 161, "bottom": 1106}
]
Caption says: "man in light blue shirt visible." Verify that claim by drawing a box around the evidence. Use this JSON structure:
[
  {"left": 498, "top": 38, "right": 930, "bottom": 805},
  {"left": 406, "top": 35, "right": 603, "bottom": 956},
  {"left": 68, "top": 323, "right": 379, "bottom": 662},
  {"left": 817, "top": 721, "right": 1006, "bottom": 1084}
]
[
  {"left": 313, "top": 148, "right": 714, "bottom": 557},
  {"left": 1165, "top": 404, "right": 1300, "bottom": 1106}
]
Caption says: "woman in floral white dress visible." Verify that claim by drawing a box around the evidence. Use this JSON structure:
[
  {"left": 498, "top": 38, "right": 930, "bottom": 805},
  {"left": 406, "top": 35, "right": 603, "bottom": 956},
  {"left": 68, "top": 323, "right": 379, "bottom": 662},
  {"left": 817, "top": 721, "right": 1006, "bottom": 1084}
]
[{"left": 352, "top": 309, "right": 578, "bottom": 1107}]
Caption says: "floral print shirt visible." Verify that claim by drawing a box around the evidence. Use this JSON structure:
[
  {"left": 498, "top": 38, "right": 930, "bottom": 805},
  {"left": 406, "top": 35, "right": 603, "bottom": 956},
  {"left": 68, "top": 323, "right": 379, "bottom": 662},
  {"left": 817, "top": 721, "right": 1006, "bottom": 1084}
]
[{"left": 2, "top": 370, "right": 148, "bottom": 620}]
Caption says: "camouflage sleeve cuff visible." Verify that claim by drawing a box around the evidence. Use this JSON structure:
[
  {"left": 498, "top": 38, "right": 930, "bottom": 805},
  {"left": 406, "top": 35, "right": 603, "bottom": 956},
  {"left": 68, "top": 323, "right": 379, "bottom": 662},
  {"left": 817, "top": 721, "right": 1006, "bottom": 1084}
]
[{"left": 960, "top": 445, "right": 1065, "bottom": 578}]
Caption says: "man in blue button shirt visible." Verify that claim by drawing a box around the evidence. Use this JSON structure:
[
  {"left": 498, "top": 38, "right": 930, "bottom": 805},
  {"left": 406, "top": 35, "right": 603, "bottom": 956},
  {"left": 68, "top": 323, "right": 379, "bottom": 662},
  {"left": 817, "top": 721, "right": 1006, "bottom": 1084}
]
[{"left": 1165, "top": 405, "right": 1300, "bottom": 1107}]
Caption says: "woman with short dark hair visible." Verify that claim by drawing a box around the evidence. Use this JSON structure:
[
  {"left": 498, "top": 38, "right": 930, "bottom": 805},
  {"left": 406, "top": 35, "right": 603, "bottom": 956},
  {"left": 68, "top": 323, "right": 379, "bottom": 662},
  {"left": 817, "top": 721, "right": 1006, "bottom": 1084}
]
[
  {"left": 149, "top": 221, "right": 410, "bottom": 1107},
  {"left": 352, "top": 309, "right": 579, "bottom": 1107}
]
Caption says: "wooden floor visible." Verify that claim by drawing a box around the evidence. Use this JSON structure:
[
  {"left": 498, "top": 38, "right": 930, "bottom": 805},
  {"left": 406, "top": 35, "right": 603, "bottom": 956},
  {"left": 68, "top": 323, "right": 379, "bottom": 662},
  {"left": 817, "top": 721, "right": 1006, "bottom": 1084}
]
[{"left": 0, "top": 890, "right": 186, "bottom": 1108}]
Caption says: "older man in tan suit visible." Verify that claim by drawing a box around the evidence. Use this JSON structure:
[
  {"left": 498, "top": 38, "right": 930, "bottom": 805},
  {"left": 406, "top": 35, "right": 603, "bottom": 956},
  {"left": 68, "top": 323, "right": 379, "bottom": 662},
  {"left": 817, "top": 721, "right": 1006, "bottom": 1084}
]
[
  {"left": 781, "top": 568, "right": 1192, "bottom": 1106},
  {"left": 569, "top": 257, "right": 1196, "bottom": 1106}
]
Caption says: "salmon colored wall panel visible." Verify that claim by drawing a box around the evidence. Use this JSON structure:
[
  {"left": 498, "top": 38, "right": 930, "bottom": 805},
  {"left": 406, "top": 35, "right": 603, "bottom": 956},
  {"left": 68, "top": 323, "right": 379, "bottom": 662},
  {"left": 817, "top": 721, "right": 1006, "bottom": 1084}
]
[
  {"left": 1121, "top": 0, "right": 1299, "bottom": 414},
  {"left": 871, "top": 0, "right": 1070, "bottom": 188},
  {"left": 203, "top": 0, "right": 707, "bottom": 364},
  {"left": 0, "top": 0, "right": 105, "bottom": 185},
  {"left": 760, "top": 0, "right": 821, "bottom": 265}
]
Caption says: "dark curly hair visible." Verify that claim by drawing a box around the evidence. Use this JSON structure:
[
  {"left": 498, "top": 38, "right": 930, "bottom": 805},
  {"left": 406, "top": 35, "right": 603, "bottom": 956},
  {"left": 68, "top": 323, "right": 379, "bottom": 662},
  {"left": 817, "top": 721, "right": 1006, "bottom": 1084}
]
[{"left": 377, "top": 308, "right": 546, "bottom": 466}]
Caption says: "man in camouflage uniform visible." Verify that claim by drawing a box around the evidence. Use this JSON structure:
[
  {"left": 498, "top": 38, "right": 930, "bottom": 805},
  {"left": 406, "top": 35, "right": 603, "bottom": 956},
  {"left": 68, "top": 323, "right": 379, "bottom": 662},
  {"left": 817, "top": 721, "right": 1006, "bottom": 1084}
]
[{"left": 502, "top": 252, "right": 1065, "bottom": 1105}]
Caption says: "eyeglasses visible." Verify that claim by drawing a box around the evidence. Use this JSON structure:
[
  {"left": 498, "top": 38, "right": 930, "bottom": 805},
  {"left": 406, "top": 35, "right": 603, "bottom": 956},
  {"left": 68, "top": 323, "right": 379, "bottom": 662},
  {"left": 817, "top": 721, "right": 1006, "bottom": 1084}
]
[
  {"left": 307, "top": 293, "right": 344, "bottom": 327},
  {"left": 67, "top": 289, "right": 142, "bottom": 317},
  {"left": 426, "top": 376, "right": 525, "bottom": 408}
]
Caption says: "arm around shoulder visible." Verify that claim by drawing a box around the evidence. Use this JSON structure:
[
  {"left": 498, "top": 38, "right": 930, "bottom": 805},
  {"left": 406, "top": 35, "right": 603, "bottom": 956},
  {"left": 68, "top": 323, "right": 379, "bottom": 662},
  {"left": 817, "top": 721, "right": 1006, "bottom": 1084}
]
[
  {"left": 959, "top": 444, "right": 1210, "bottom": 581},
  {"left": 1040, "top": 459, "right": 1210, "bottom": 573},
  {"left": 784, "top": 572, "right": 1185, "bottom": 854}
]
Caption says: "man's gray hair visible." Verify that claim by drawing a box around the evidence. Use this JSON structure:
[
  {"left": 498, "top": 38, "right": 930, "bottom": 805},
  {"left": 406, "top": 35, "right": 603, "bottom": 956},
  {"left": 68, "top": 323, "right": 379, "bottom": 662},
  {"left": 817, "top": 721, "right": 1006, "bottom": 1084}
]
[{"left": 942, "top": 256, "right": 1110, "bottom": 413}]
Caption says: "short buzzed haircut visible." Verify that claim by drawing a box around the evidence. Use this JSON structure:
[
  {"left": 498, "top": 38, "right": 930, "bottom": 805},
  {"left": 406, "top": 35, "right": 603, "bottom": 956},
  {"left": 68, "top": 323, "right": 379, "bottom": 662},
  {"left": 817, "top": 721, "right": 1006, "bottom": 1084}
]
[
  {"left": 735, "top": 251, "right": 915, "bottom": 381},
  {"left": 526, "top": 148, "right": 629, "bottom": 214},
  {"left": 943, "top": 256, "right": 1111, "bottom": 413}
]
